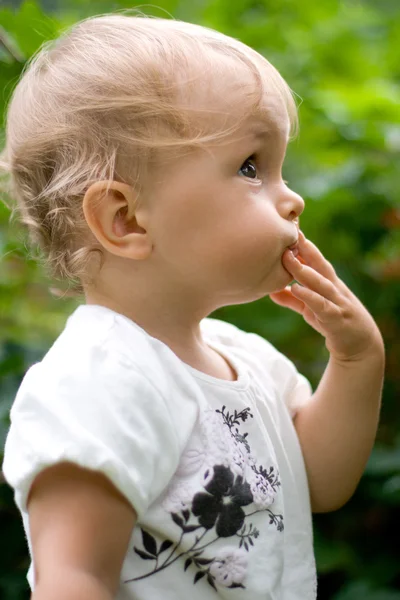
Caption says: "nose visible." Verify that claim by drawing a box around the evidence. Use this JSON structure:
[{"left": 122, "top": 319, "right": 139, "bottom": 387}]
[{"left": 279, "top": 185, "right": 305, "bottom": 221}]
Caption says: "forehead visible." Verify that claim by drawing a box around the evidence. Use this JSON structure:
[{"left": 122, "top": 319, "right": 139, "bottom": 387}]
[
  {"left": 225, "top": 101, "right": 291, "bottom": 149},
  {"left": 247, "top": 104, "right": 291, "bottom": 142},
  {"left": 192, "top": 93, "right": 291, "bottom": 154},
  {"left": 255, "top": 85, "right": 291, "bottom": 126},
  {"left": 199, "top": 61, "right": 292, "bottom": 145}
]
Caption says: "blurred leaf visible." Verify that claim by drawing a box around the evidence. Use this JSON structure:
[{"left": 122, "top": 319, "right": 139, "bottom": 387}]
[
  {"left": 334, "top": 581, "right": 400, "bottom": 600},
  {"left": 365, "top": 443, "right": 400, "bottom": 477},
  {"left": 0, "top": 1, "right": 61, "bottom": 58}
]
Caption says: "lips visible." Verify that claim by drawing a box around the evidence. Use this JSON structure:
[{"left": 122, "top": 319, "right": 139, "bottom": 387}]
[{"left": 288, "top": 241, "right": 299, "bottom": 257}]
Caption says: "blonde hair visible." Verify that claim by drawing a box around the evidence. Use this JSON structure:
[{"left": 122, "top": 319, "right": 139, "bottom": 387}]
[{"left": 0, "top": 11, "right": 298, "bottom": 296}]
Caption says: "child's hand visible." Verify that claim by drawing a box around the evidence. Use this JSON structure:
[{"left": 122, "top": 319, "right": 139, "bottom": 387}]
[{"left": 269, "top": 231, "right": 384, "bottom": 362}]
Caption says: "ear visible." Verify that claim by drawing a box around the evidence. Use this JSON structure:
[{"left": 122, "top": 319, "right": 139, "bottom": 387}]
[{"left": 82, "top": 180, "right": 152, "bottom": 260}]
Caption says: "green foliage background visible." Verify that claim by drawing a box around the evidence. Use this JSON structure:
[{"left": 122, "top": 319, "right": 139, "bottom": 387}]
[{"left": 0, "top": 1, "right": 399, "bottom": 598}]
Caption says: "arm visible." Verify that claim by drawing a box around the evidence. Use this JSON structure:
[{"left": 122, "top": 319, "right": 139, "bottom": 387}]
[
  {"left": 28, "top": 461, "right": 137, "bottom": 600},
  {"left": 270, "top": 230, "right": 385, "bottom": 513},
  {"left": 294, "top": 347, "right": 385, "bottom": 512}
]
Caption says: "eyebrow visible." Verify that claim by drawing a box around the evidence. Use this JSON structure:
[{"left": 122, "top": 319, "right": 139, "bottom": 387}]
[
  {"left": 249, "top": 126, "right": 290, "bottom": 145},
  {"left": 250, "top": 129, "right": 271, "bottom": 140}
]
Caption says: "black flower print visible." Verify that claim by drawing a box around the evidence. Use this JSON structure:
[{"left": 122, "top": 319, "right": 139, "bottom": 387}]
[
  {"left": 192, "top": 465, "right": 253, "bottom": 537},
  {"left": 216, "top": 406, "right": 253, "bottom": 455},
  {"left": 126, "top": 404, "right": 284, "bottom": 590}
]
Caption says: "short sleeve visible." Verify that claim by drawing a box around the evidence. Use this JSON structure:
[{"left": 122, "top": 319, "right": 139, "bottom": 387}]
[
  {"left": 2, "top": 347, "right": 186, "bottom": 520},
  {"left": 202, "top": 318, "right": 313, "bottom": 418}
]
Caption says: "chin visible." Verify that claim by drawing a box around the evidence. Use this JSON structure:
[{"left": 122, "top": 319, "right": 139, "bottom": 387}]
[
  {"left": 269, "top": 269, "right": 294, "bottom": 294},
  {"left": 232, "top": 265, "right": 293, "bottom": 304},
  {"left": 273, "top": 281, "right": 292, "bottom": 294}
]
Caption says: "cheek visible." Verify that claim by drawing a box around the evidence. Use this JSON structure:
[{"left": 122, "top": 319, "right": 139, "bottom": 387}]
[
  {"left": 225, "top": 203, "right": 280, "bottom": 250},
  {"left": 153, "top": 180, "right": 281, "bottom": 279},
  {"left": 204, "top": 209, "right": 281, "bottom": 277},
  {"left": 151, "top": 186, "right": 214, "bottom": 261}
]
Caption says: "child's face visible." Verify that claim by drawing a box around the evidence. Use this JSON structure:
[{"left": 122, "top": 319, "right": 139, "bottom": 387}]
[{"left": 146, "top": 102, "right": 304, "bottom": 307}]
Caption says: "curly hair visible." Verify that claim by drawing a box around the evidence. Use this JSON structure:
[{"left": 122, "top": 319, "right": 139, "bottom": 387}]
[{"left": 0, "top": 11, "right": 298, "bottom": 296}]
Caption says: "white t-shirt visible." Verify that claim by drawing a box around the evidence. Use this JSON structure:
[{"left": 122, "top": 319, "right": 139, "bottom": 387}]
[{"left": 2, "top": 304, "right": 317, "bottom": 599}]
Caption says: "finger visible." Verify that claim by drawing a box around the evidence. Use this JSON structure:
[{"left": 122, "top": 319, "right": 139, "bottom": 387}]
[
  {"left": 297, "top": 231, "right": 337, "bottom": 282},
  {"left": 269, "top": 287, "right": 306, "bottom": 315},
  {"left": 283, "top": 250, "right": 342, "bottom": 305},
  {"left": 291, "top": 283, "right": 342, "bottom": 320}
]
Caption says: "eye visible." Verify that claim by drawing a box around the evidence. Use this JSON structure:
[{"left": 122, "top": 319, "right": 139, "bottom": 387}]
[{"left": 238, "top": 156, "right": 259, "bottom": 180}]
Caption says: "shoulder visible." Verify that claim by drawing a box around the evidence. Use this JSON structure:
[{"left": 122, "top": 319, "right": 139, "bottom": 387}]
[
  {"left": 28, "top": 304, "right": 177, "bottom": 400},
  {"left": 4, "top": 306, "right": 199, "bottom": 517},
  {"left": 13, "top": 305, "right": 201, "bottom": 424},
  {"left": 201, "top": 317, "right": 313, "bottom": 415}
]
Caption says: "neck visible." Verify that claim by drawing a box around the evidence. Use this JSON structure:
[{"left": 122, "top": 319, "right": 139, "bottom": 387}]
[{"left": 84, "top": 284, "right": 216, "bottom": 362}]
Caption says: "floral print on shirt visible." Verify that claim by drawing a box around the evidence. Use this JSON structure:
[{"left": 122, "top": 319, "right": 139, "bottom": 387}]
[{"left": 125, "top": 405, "right": 283, "bottom": 591}]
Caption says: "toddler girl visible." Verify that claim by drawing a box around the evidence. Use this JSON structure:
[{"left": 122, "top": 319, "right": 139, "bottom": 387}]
[{"left": 1, "top": 12, "right": 385, "bottom": 600}]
